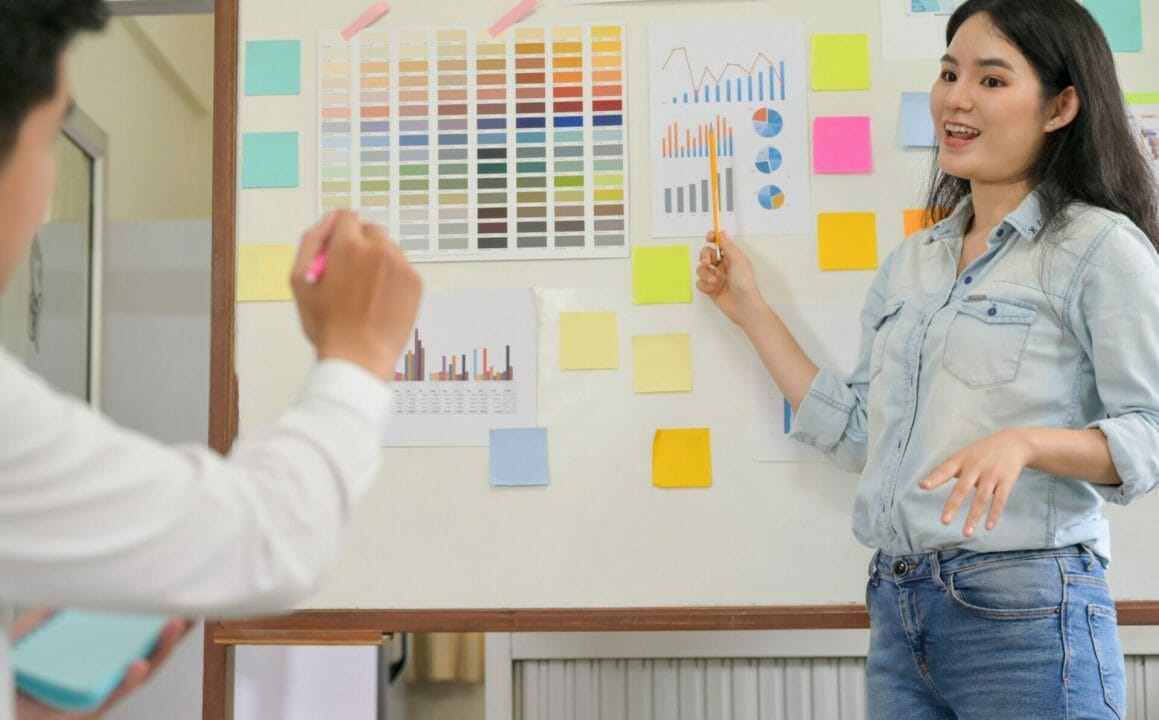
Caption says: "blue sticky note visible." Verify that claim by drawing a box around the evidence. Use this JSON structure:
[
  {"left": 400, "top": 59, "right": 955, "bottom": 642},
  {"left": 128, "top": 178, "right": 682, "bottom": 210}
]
[
  {"left": 1085, "top": 0, "right": 1143, "bottom": 53},
  {"left": 901, "top": 92, "right": 936, "bottom": 147},
  {"left": 245, "top": 40, "right": 301, "bottom": 96},
  {"left": 241, "top": 132, "right": 299, "bottom": 188},
  {"left": 490, "top": 428, "right": 549, "bottom": 487}
]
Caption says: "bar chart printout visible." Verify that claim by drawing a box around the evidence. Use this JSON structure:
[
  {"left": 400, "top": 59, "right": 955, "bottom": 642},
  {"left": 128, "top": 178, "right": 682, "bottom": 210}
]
[
  {"left": 383, "top": 288, "right": 537, "bottom": 446},
  {"left": 318, "top": 25, "right": 628, "bottom": 262},
  {"left": 648, "top": 20, "right": 809, "bottom": 238}
]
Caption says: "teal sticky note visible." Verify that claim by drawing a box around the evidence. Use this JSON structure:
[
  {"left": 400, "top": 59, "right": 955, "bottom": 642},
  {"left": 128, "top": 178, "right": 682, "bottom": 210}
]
[
  {"left": 245, "top": 40, "right": 301, "bottom": 96},
  {"left": 901, "top": 92, "right": 936, "bottom": 147},
  {"left": 1085, "top": 0, "right": 1143, "bottom": 53},
  {"left": 490, "top": 428, "right": 549, "bottom": 487},
  {"left": 241, "top": 132, "right": 299, "bottom": 188}
]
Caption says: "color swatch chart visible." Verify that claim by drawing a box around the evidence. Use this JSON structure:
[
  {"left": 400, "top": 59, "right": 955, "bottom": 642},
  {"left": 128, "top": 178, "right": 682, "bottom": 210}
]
[{"left": 318, "top": 25, "right": 628, "bottom": 262}]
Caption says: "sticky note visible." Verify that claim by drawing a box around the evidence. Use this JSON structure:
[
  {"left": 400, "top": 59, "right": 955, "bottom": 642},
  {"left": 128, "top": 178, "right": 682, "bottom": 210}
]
[
  {"left": 903, "top": 209, "right": 933, "bottom": 237},
  {"left": 901, "top": 92, "right": 936, "bottom": 147},
  {"left": 1085, "top": 0, "right": 1143, "bottom": 53},
  {"left": 632, "top": 334, "right": 692, "bottom": 393},
  {"left": 560, "top": 311, "right": 618, "bottom": 370},
  {"left": 632, "top": 245, "right": 692, "bottom": 304},
  {"left": 244, "top": 40, "right": 301, "bottom": 96},
  {"left": 238, "top": 244, "right": 295, "bottom": 302},
  {"left": 818, "top": 212, "right": 878, "bottom": 271},
  {"left": 342, "top": 1, "right": 391, "bottom": 42},
  {"left": 652, "top": 428, "right": 712, "bottom": 488},
  {"left": 490, "top": 0, "right": 538, "bottom": 37},
  {"left": 489, "top": 428, "right": 549, "bottom": 487},
  {"left": 813, "top": 116, "right": 873, "bottom": 173},
  {"left": 241, "top": 132, "right": 299, "bottom": 188},
  {"left": 810, "top": 34, "right": 870, "bottom": 90},
  {"left": 1126, "top": 92, "right": 1159, "bottom": 105}
]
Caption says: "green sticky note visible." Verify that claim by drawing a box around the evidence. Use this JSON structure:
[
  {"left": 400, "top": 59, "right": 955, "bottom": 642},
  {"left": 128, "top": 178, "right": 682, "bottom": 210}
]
[
  {"left": 632, "top": 245, "right": 692, "bottom": 305},
  {"left": 245, "top": 40, "right": 301, "bottom": 96},
  {"left": 241, "top": 132, "right": 299, "bottom": 188},
  {"left": 811, "top": 34, "right": 870, "bottom": 91},
  {"left": 1085, "top": 0, "right": 1143, "bottom": 53},
  {"left": 1126, "top": 92, "right": 1159, "bottom": 105}
]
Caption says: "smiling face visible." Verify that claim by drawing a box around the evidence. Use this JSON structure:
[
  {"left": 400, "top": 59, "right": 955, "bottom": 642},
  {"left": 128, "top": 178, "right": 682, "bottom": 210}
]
[
  {"left": 930, "top": 12, "right": 1056, "bottom": 195},
  {"left": 0, "top": 59, "right": 71, "bottom": 291}
]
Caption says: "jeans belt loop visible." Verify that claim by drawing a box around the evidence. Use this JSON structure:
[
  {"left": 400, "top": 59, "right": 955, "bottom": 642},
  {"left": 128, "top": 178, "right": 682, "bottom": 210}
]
[
  {"left": 868, "top": 549, "right": 881, "bottom": 585},
  {"left": 929, "top": 550, "right": 946, "bottom": 590}
]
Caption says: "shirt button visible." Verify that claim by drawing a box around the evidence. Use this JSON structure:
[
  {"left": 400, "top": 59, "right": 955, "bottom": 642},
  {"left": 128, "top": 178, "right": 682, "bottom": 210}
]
[
  {"left": 964, "top": 276, "right": 973, "bottom": 284},
  {"left": 988, "top": 307, "right": 997, "bottom": 316},
  {"left": 996, "top": 227, "right": 1005, "bottom": 237}
]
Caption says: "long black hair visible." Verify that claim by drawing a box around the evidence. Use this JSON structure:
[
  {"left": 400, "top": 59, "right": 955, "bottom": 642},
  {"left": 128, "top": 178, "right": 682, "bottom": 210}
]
[
  {"left": 0, "top": 0, "right": 108, "bottom": 163},
  {"left": 924, "top": 0, "right": 1159, "bottom": 249}
]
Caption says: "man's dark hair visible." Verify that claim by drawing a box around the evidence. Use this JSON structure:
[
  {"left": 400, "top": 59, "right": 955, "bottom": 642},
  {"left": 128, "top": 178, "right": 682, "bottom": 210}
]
[
  {"left": 924, "top": 0, "right": 1159, "bottom": 249},
  {"left": 0, "top": 0, "right": 108, "bottom": 163}
]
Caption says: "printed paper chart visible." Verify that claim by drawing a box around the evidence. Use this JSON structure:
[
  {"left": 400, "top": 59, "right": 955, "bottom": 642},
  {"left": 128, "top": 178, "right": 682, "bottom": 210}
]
[
  {"left": 318, "top": 25, "right": 628, "bottom": 262},
  {"left": 382, "top": 287, "right": 537, "bottom": 446},
  {"left": 649, "top": 20, "right": 809, "bottom": 238}
]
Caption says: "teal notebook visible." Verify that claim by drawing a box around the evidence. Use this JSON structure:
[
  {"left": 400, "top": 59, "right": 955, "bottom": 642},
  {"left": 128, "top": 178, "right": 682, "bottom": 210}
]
[{"left": 13, "top": 610, "right": 168, "bottom": 713}]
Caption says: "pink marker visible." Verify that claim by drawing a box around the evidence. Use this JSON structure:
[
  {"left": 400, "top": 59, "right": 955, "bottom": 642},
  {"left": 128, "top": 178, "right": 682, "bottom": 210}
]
[{"left": 304, "top": 251, "right": 328, "bottom": 284}]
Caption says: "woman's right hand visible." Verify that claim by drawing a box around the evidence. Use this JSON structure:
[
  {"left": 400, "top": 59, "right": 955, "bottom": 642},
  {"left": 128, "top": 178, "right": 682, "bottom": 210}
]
[{"left": 695, "top": 230, "right": 765, "bottom": 329}]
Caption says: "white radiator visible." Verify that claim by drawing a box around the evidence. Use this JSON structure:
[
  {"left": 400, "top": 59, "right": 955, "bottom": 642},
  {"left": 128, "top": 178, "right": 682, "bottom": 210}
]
[{"left": 486, "top": 630, "right": 1159, "bottom": 720}]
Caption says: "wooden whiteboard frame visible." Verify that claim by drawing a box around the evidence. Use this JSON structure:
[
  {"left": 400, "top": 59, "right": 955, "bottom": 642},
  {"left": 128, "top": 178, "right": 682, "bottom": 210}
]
[{"left": 202, "top": 1, "right": 1159, "bottom": 717}]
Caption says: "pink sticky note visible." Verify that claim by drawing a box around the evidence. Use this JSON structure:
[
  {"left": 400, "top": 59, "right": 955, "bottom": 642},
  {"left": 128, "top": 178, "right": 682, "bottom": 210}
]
[
  {"left": 489, "top": 0, "right": 537, "bottom": 37},
  {"left": 342, "top": 1, "right": 391, "bottom": 42},
  {"left": 812, "top": 116, "right": 873, "bottom": 174}
]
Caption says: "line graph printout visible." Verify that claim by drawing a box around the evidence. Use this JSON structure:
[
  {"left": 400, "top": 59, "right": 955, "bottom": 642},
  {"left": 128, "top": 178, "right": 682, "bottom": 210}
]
[
  {"left": 649, "top": 21, "right": 808, "bottom": 238},
  {"left": 319, "top": 25, "right": 628, "bottom": 262},
  {"left": 381, "top": 287, "right": 537, "bottom": 446}
]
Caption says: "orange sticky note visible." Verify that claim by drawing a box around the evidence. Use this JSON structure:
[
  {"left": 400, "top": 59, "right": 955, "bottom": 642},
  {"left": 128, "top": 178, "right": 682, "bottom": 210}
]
[
  {"left": 903, "top": 208, "right": 952, "bottom": 236},
  {"left": 652, "top": 428, "right": 712, "bottom": 488},
  {"left": 818, "top": 212, "right": 878, "bottom": 271}
]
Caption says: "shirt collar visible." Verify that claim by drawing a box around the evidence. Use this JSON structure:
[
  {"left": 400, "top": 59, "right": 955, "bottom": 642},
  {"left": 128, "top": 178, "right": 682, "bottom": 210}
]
[{"left": 924, "top": 189, "right": 1048, "bottom": 245}]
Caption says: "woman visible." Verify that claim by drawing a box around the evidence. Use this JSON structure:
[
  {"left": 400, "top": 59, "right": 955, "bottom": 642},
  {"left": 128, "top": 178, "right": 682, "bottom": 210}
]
[{"left": 697, "top": 0, "right": 1159, "bottom": 717}]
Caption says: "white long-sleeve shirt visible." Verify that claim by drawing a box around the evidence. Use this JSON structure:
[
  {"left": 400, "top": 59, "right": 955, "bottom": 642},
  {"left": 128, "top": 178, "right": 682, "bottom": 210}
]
[{"left": 0, "top": 348, "right": 390, "bottom": 717}]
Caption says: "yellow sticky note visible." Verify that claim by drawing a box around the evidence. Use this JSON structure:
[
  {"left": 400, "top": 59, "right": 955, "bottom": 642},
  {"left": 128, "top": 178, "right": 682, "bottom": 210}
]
[
  {"left": 632, "top": 245, "right": 692, "bottom": 305},
  {"left": 632, "top": 333, "right": 692, "bottom": 393},
  {"left": 818, "top": 212, "right": 878, "bottom": 271},
  {"left": 560, "top": 311, "right": 618, "bottom": 370},
  {"left": 811, "top": 34, "right": 870, "bottom": 91},
  {"left": 238, "top": 244, "right": 296, "bottom": 301},
  {"left": 652, "top": 428, "right": 712, "bottom": 488}
]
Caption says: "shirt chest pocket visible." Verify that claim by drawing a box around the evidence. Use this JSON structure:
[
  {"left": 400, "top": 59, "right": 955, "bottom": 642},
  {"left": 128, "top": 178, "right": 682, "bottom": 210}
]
[
  {"left": 942, "top": 296, "right": 1037, "bottom": 388},
  {"left": 869, "top": 298, "right": 905, "bottom": 381}
]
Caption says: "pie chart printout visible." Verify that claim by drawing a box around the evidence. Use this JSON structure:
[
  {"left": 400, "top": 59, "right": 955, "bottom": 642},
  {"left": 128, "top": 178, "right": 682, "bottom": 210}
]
[
  {"left": 755, "top": 147, "right": 783, "bottom": 174},
  {"left": 752, "top": 107, "right": 784, "bottom": 138},
  {"left": 758, "top": 185, "right": 786, "bottom": 210}
]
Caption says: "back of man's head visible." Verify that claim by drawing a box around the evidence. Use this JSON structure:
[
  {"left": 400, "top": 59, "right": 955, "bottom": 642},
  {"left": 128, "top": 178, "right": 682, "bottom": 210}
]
[{"left": 0, "top": 0, "right": 108, "bottom": 163}]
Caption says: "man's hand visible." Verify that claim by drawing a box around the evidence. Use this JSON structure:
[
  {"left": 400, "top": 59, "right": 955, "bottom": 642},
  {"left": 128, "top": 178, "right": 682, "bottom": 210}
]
[{"left": 12, "top": 610, "right": 191, "bottom": 720}]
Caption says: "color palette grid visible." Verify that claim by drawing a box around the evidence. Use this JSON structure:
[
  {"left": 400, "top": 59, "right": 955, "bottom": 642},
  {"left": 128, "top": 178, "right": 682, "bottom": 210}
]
[{"left": 317, "top": 24, "right": 629, "bottom": 262}]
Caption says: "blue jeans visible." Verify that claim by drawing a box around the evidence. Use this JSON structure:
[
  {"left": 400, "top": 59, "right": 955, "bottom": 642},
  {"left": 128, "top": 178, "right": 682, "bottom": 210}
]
[{"left": 866, "top": 545, "right": 1126, "bottom": 719}]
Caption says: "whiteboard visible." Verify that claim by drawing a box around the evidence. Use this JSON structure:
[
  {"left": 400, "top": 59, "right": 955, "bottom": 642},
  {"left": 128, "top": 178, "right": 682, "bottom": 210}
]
[{"left": 234, "top": 0, "right": 1159, "bottom": 608}]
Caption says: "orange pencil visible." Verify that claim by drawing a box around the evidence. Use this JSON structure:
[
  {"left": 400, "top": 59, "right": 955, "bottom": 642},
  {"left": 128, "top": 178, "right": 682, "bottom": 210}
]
[{"left": 708, "top": 126, "right": 722, "bottom": 261}]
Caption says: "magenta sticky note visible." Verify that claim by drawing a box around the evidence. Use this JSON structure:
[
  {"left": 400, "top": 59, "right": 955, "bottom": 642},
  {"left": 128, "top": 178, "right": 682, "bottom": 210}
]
[{"left": 812, "top": 116, "right": 873, "bottom": 174}]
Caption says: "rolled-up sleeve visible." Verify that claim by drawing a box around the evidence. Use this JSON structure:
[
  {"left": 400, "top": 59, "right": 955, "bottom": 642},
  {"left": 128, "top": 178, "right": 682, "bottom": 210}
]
[
  {"left": 1072, "top": 221, "right": 1159, "bottom": 506},
  {"left": 790, "top": 252, "right": 897, "bottom": 472}
]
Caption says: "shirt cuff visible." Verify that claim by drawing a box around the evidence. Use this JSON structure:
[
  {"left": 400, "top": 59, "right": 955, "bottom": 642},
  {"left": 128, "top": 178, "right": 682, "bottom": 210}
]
[
  {"left": 1088, "top": 416, "right": 1159, "bottom": 506},
  {"left": 790, "top": 368, "right": 856, "bottom": 450},
  {"left": 302, "top": 359, "right": 392, "bottom": 434}
]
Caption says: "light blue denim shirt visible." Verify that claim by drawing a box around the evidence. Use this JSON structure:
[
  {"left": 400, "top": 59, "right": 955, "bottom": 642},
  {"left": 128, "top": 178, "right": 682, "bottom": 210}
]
[{"left": 791, "top": 191, "right": 1159, "bottom": 565}]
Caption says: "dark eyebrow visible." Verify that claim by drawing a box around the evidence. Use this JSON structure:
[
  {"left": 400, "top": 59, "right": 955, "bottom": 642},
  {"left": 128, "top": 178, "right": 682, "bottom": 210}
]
[{"left": 940, "top": 53, "right": 1015, "bottom": 72}]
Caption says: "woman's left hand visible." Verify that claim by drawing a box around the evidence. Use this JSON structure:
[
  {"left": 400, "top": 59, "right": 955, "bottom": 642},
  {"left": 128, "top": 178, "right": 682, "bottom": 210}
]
[
  {"left": 919, "top": 428, "right": 1032, "bottom": 537},
  {"left": 12, "top": 609, "right": 191, "bottom": 720}
]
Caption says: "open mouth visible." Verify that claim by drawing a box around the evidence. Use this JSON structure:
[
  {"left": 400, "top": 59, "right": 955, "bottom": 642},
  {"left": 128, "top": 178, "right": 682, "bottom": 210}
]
[{"left": 944, "top": 123, "right": 981, "bottom": 142}]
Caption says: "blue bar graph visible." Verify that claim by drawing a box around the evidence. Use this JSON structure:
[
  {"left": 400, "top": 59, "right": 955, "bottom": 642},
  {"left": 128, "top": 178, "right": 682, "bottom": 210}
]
[{"left": 669, "top": 61, "right": 786, "bottom": 105}]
